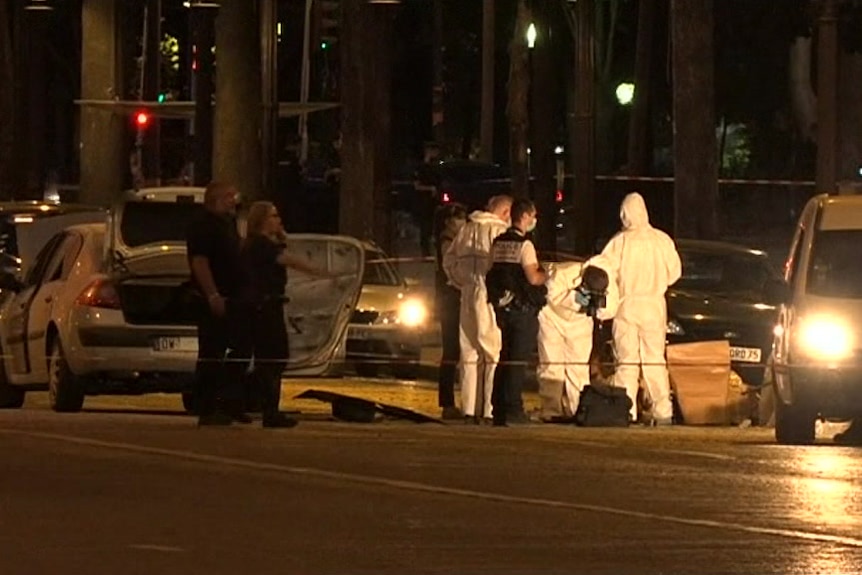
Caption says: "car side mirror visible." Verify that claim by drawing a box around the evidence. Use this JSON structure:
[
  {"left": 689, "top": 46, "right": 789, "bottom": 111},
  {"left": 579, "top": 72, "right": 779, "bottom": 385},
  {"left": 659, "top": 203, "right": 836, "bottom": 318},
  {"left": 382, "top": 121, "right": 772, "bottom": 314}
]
[{"left": 764, "top": 278, "right": 790, "bottom": 305}]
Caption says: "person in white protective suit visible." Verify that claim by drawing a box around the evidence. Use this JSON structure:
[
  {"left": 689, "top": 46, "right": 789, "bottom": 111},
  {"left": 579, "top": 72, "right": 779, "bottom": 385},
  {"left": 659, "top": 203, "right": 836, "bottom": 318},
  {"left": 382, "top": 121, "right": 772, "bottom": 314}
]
[
  {"left": 537, "top": 258, "right": 618, "bottom": 421},
  {"left": 443, "top": 195, "right": 513, "bottom": 422},
  {"left": 600, "top": 192, "right": 681, "bottom": 424}
]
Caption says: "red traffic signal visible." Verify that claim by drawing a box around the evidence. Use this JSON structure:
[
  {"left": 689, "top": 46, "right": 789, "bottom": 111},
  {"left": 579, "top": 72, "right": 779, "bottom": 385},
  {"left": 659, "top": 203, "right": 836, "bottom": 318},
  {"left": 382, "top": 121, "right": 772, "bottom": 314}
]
[{"left": 135, "top": 111, "right": 150, "bottom": 127}]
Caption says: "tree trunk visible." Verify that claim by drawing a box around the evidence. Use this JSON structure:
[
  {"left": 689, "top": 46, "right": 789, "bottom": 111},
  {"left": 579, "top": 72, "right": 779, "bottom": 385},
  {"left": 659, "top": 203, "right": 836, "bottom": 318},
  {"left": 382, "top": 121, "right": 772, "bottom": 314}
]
[
  {"left": 479, "top": 0, "right": 495, "bottom": 162},
  {"left": 213, "top": 1, "right": 263, "bottom": 201},
  {"left": 594, "top": 0, "right": 619, "bottom": 173},
  {"left": 142, "top": 0, "right": 162, "bottom": 184},
  {"left": 507, "top": 0, "right": 531, "bottom": 199},
  {"left": 530, "top": 0, "right": 558, "bottom": 256},
  {"left": 816, "top": 0, "right": 838, "bottom": 194},
  {"left": 0, "top": 0, "right": 16, "bottom": 197},
  {"left": 789, "top": 36, "right": 817, "bottom": 143},
  {"left": 671, "top": 0, "right": 718, "bottom": 239},
  {"left": 625, "top": 0, "right": 656, "bottom": 175},
  {"left": 340, "top": 0, "right": 394, "bottom": 252},
  {"left": 431, "top": 0, "right": 445, "bottom": 150},
  {"left": 569, "top": 0, "right": 596, "bottom": 255},
  {"left": 79, "top": 0, "right": 127, "bottom": 205},
  {"left": 192, "top": 8, "right": 215, "bottom": 186},
  {"left": 838, "top": 52, "right": 862, "bottom": 182},
  {"left": 370, "top": 6, "right": 393, "bottom": 253}
]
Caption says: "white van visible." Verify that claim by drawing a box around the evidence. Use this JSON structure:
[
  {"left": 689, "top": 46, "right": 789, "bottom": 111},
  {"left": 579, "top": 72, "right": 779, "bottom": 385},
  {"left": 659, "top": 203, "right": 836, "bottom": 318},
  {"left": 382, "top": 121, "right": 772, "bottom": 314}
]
[{"left": 770, "top": 193, "right": 862, "bottom": 444}]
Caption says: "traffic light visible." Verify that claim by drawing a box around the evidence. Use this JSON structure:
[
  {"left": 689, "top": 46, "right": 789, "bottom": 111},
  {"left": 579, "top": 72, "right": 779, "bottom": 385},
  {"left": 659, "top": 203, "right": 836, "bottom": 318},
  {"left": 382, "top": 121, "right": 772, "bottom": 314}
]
[
  {"left": 311, "top": 0, "right": 340, "bottom": 52},
  {"left": 135, "top": 111, "right": 150, "bottom": 128}
]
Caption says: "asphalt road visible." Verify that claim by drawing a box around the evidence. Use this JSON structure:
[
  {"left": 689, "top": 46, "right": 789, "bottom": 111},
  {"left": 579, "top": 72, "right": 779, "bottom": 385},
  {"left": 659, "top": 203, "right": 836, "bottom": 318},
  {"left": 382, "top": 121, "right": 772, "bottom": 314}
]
[{"left": 2, "top": 386, "right": 862, "bottom": 575}]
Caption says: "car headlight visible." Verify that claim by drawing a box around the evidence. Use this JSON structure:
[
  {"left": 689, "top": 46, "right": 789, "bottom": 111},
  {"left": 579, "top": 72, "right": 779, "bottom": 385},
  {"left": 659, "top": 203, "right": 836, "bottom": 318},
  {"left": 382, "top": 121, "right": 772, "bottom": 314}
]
[
  {"left": 797, "top": 316, "right": 855, "bottom": 360},
  {"left": 667, "top": 318, "right": 685, "bottom": 336},
  {"left": 398, "top": 299, "right": 427, "bottom": 327}
]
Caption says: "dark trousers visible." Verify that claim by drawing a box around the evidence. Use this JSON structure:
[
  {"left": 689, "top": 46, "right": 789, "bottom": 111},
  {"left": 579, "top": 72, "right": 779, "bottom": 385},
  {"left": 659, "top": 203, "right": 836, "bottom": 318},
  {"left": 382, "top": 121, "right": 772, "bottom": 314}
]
[
  {"left": 249, "top": 300, "right": 289, "bottom": 422},
  {"left": 437, "top": 285, "right": 461, "bottom": 408},
  {"left": 194, "top": 301, "right": 252, "bottom": 416},
  {"left": 492, "top": 307, "right": 538, "bottom": 424}
]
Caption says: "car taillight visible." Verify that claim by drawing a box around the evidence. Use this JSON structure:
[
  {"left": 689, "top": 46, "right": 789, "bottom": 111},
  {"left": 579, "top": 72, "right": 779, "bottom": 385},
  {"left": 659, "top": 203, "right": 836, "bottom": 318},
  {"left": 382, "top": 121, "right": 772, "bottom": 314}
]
[
  {"left": 76, "top": 279, "right": 121, "bottom": 309},
  {"left": 555, "top": 190, "right": 564, "bottom": 203}
]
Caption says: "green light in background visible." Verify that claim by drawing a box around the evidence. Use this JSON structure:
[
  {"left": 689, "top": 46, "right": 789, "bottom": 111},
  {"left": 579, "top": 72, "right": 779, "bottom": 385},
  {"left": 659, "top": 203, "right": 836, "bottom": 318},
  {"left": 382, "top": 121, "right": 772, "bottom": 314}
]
[{"left": 157, "top": 93, "right": 166, "bottom": 103}]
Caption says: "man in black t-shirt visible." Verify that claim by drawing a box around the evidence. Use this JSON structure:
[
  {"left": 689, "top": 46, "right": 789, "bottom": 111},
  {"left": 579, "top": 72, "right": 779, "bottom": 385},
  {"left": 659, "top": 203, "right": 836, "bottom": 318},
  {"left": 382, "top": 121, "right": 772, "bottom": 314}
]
[{"left": 186, "top": 181, "right": 251, "bottom": 425}]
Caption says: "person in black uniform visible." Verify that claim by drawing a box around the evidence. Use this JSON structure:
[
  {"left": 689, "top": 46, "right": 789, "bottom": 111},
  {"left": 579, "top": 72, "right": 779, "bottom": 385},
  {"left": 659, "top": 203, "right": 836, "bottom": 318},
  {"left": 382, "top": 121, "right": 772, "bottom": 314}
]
[
  {"left": 433, "top": 202, "right": 468, "bottom": 419},
  {"left": 242, "top": 201, "right": 330, "bottom": 428},
  {"left": 186, "top": 181, "right": 252, "bottom": 426},
  {"left": 485, "top": 198, "right": 548, "bottom": 426}
]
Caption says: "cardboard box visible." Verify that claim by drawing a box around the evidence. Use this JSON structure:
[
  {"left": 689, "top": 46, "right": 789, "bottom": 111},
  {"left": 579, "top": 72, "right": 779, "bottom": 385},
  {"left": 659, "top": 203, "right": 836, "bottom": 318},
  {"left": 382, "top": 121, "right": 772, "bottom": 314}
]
[{"left": 667, "top": 340, "right": 741, "bottom": 425}]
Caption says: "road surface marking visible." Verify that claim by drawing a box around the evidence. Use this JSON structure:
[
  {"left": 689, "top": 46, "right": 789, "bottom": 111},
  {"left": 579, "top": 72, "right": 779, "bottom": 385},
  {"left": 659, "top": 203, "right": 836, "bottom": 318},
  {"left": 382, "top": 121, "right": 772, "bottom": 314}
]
[{"left": 4, "top": 428, "right": 860, "bottom": 548}]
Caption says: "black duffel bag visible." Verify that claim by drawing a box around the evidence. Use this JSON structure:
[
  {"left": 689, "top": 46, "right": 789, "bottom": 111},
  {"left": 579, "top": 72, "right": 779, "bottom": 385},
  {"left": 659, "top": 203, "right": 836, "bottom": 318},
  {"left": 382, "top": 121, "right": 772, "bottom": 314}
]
[{"left": 575, "top": 384, "right": 632, "bottom": 427}]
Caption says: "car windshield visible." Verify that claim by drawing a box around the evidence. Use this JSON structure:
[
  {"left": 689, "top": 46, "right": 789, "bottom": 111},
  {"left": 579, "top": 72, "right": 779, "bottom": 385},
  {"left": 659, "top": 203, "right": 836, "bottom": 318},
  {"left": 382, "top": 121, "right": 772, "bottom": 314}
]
[
  {"left": 676, "top": 249, "right": 774, "bottom": 296},
  {"left": 363, "top": 249, "right": 402, "bottom": 287},
  {"left": 807, "top": 230, "right": 862, "bottom": 298},
  {"left": 120, "top": 201, "right": 204, "bottom": 247}
]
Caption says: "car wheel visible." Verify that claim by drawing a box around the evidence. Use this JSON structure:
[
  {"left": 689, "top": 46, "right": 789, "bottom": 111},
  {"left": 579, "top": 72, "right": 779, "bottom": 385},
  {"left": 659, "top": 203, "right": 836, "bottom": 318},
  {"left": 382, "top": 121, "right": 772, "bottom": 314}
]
[
  {"left": 355, "top": 362, "right": 379, "bottom": 378},
  {"left": 48, "top": 340, "right": 85, "bottom": 413},
  {"left": 391, "top": 360, "right": 419, "bottom": 381},
  {"left": 775, "top": 399, "right": 816, "bottom": 445},
  {"left": 181, "top": 392, "right": 198, "bottom": 415},
  {"left": 0, "top": 343, "right": 24, "bottom": 409}
]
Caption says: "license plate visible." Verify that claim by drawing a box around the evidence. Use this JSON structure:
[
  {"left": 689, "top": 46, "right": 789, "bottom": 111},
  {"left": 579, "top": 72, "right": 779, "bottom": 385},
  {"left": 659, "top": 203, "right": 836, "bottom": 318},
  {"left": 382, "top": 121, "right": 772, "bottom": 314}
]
[
  {"left": 730, "top": 346, "right": 761, "bottom": 363},
  {"left": 152, "top": 337, "right": 198, "bottom": 352}
]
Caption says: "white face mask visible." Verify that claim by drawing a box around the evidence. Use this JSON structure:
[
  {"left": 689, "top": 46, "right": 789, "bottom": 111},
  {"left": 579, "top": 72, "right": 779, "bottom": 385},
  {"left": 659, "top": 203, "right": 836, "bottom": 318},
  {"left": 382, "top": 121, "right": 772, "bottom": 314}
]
[{"left": 526, "top": 217, "right": 537, "bottom": 233}]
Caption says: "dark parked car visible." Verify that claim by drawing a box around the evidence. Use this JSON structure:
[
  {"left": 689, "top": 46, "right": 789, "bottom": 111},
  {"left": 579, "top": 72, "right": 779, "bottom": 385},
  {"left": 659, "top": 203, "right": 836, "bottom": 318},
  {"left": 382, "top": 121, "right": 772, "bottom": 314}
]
[{"left": 665, "top": 239, "right": 784, "bottom": 385}]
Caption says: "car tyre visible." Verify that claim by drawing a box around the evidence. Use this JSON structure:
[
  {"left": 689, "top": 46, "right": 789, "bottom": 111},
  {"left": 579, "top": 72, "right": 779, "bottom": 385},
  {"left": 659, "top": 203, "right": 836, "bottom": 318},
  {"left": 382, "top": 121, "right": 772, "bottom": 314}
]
[
  {"left": 181, "top": 391, "right": 198, "bottom": 415},
  {"left": 392, "top": 360, "right": 419, "bottom": 381},
  {"left": 775, "top": 399, "right": 816, "bottom": 445},
  {"left": 0, "top": 344, "right": 24, "bottom": 409},
  {"left": 355, "top": 362, "right": 380, "bottom": 378},
  {"left": 48, "top": 339, "right": 85, "bottom": 413}
]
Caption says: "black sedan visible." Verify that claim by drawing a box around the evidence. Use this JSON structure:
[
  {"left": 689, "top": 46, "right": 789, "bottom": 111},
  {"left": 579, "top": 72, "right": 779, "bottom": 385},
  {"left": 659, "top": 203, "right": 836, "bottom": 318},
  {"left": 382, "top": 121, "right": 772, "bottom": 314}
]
[{"left": 665, "top": 239, "right": 784, "bottom": 385}]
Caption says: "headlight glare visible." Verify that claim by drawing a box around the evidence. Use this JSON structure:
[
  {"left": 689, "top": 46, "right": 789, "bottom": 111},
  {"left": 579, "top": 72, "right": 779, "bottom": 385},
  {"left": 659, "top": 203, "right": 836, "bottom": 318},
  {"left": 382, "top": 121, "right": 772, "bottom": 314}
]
[
  {"left": 798, "top": 316, "right": 854, "bottom": 359},
  {"left": 399, "top": 299, "right": 427, "bottom": 327},
  {"left": 667, "top": 318, "right": 685, "bottom": 336}
]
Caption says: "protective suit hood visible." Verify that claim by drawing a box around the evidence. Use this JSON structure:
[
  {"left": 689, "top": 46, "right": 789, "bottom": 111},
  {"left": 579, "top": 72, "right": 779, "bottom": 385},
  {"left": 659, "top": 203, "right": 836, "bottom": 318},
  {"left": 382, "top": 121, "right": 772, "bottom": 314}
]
[
  {"left": 620, "top": 192, "right": 650, "bottom": 230},
  {"left": 469, "top": 209, "right": 508, "bottom": 226}
]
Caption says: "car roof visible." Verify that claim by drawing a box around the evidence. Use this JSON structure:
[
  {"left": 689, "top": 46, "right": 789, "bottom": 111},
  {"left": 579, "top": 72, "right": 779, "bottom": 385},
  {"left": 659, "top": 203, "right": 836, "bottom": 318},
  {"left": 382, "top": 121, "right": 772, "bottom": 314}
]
[
  {"left": 817, "top": 193, "right": 862, "bottom": 231},
  {"left": 676, "top": 238, "right": 769, "bottom": 258}
]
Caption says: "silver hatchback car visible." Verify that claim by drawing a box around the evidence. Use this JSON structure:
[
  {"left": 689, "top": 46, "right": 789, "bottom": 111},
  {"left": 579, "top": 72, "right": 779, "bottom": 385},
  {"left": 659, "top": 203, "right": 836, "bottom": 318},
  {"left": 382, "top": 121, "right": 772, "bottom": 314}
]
[{"left": 0, "top": 188, "right": 365, "bottom": 412}]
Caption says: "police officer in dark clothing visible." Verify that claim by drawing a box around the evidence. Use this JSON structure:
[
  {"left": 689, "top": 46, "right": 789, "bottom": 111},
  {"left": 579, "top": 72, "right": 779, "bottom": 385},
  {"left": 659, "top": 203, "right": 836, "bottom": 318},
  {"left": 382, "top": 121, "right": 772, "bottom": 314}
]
[
  {"left": 485, "top": 198, "right": 547, "bottom": 426},
  {"left": 241, "top": 201, "right": 327, "bottom": 428},
  {"left": 186, "top": 181, "right": 252, "bottom": 426},
  {"left": 433, "top": 202, "right": 468, "bottom": 419}
]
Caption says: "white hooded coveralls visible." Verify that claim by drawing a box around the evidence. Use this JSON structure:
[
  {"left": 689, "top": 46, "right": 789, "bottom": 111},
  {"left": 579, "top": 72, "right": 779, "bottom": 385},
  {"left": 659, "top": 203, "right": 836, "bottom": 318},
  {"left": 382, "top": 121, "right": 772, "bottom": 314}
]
[
  {"left": 442, "top": 210, "right": 509, "bottom": 418},
  {"left": 600, "top": 193, "right": 681, "bottom": 422},
  {"left": 537, "top": 259, "right": 618, "bottom": 418}
]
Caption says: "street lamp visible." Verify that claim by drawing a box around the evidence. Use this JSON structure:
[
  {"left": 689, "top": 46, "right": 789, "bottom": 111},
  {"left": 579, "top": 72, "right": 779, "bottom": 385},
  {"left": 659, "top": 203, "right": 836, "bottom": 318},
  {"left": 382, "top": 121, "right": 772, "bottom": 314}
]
[
  {"left": 526, "top": 22, "right": 537, "bottom": 48},
  {"left": 184, "top": 1, "right": 220, "bottom": 8},
  {"left": 616, "top": 82, "right": 635, "bottom": 106}
]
